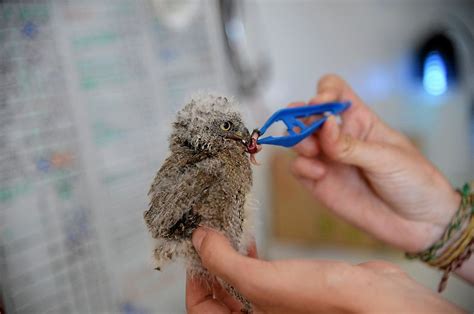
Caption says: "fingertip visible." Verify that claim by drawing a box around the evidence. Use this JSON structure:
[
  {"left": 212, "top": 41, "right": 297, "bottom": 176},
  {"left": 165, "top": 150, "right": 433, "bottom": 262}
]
[
  {"left": 196, "top": 228, "right": 232, "bottom": 262},
  {"left": 317, "top": 74, "right": 346, "bottom": 95}
]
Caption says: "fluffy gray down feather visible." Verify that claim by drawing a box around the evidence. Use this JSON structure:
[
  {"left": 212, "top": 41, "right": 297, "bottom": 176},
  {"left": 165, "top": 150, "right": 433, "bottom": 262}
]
[{"left": 143, "top": 94, "right": 255, "bottom": 312}]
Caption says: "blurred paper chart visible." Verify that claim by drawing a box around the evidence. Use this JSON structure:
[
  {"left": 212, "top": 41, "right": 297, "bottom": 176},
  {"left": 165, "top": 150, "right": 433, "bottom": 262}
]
[{"left": 0, "top": 1, "right": 231, "bottom": 313}]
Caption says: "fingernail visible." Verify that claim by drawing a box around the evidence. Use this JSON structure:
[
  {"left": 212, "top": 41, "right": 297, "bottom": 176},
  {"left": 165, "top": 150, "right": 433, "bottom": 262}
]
[{"left": 192, "top": 228, "right": 207, "bottom": 252}]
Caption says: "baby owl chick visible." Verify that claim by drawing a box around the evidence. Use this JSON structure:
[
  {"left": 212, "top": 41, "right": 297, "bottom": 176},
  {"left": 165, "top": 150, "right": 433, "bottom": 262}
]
[{"left": 144, "top": 95, "right": 257, "bottom": 312}]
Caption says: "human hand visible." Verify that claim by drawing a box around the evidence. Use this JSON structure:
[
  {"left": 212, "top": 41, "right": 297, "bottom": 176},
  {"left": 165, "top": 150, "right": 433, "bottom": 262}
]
[
  {"left": 186, "top": 228, "right": 464, "bottom": 313},
  {"left": 290, "top": 74, "right": 461, "bottom": 252},
  {"left": 186, "top": 236, "right": 258, "bottom": 313}
]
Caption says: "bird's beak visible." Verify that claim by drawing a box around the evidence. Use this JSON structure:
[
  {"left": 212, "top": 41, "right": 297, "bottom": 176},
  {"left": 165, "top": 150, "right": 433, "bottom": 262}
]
[{"left": 227, "top": 128, "right": 251, "bottom": 146}]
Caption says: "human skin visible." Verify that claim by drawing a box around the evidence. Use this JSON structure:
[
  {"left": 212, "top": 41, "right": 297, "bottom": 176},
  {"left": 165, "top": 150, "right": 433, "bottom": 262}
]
[
  {"left": 289, "top": 74, "right": 472, "bottom": 283},
  {"left": 290, "top": 74, "right": 461, "bottom": 253},
  {"left": 187, "top": 228, "right": 465, "bottom": 313},
  {"left": 185, "top": 74, "right": 472, "bottom": 313}
]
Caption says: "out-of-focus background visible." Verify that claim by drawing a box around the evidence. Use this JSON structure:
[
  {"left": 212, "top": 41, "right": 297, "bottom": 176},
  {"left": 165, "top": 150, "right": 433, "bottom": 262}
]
[{"left": 0, "top": 0, "right": 473, "bottom": 313}]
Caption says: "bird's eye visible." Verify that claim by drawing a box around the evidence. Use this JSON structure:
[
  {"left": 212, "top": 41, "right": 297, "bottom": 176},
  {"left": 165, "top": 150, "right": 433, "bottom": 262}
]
[{"left": 220, "top": 121, "right": 232, "bottom": 131}]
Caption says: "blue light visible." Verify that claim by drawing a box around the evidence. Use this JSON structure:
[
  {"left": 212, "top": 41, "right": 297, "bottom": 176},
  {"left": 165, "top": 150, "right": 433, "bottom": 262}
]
[{"left": 422, "top": 51, "right": 448, "bottom": 96}]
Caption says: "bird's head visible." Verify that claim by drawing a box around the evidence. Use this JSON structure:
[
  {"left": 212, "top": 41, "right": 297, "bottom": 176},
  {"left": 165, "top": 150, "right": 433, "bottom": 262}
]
[{"left": 170, "top": 94, "right": 251, "bottom": 154}]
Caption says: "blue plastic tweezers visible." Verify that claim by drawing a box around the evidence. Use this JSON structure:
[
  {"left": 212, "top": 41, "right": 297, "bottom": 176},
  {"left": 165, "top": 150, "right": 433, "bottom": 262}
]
[{"left": 256, "top": 101, "right": 351, "bottom": 147}]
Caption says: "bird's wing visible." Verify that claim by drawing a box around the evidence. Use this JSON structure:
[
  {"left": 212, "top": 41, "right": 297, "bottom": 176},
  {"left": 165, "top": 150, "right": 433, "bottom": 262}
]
[{"left": 144, "top": 153, "right": 215, "bottom": 239}]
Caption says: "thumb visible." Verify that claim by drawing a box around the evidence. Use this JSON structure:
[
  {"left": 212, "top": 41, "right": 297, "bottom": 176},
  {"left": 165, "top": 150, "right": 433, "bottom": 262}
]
[
  {"left": 192, "top": 227, "right": 266, "bottom": 296},
  {"left": 320, "top": 115, "right": 401, "bottom": 172}
]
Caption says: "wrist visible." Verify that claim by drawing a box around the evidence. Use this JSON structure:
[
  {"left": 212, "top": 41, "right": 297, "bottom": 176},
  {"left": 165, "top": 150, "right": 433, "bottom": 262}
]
[
  {"left": 426, "top": 189, "right": 462, "bottom": 250},
  {"left": 407, "top": 182, "right": 474, "bottom": 292}
]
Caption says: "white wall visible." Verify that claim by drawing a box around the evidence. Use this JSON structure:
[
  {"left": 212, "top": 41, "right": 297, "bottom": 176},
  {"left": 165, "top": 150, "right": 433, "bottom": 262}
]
[
  {"left": 246, "top": 0, "right": 474, "bottom": 309},
  {"left": 252, "top": 0, "right": 474, "bottom": 183}
]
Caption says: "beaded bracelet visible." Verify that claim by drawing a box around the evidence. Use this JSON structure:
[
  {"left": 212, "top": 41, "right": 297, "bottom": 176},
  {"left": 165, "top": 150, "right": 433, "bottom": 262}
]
[{"left": 406, "top": 182, "right": 474, "bottom": 292}]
